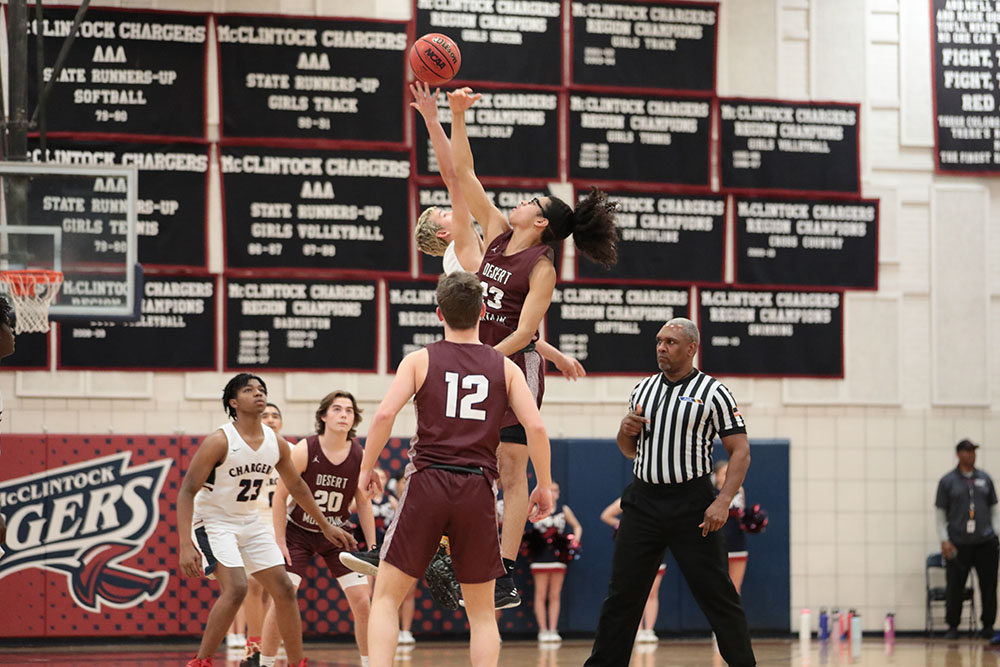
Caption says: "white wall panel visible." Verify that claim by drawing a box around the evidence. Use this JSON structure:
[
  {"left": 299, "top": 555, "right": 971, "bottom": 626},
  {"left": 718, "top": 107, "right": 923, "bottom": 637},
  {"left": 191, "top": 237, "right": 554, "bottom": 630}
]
[
  {"left": 717, "top": 0, "right": 778, "bottom": 96},
  {"left": 898, "top": 0, "right": 934, "bottom": 147},
  {"left": 845, "top": 294, "right": 900, "bottom": 404},
  {"left": 930, "top": 186, "right": 989, "bottom": 405},
  {"left": 898, "top": 203, "right": 930, "bottom": 294},
  {"left": 862, "top": 183, "right": 899, "bottom": 263},
  {"left": 811, "top": 0, "right": 866, "bottom": 102}
]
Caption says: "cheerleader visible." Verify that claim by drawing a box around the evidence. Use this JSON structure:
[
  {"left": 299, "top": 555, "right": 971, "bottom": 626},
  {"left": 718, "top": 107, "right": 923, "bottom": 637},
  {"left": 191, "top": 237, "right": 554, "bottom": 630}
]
[
  {"left": 713, "top": 461, "right": 748, "bottom": 594},
  {"left": 526, "top": 482, "right": 582, "bottom": 642},
  {"left": 600, "top": 497, "right": 663, "bottom": 643}
]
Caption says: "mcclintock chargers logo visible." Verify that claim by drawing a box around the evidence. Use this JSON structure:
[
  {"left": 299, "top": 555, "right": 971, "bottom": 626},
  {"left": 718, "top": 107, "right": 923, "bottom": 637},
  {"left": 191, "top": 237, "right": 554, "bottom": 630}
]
[{"left": 0, "top": 452, "right": 172, "bottom": 612}]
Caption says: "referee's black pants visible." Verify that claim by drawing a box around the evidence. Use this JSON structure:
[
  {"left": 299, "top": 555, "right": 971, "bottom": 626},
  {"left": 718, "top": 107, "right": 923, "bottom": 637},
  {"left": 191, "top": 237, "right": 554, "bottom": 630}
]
[
  {"left": 585, "top": 475, "right": 755, "bottom": 667},
  {"left": 945, "top": 537, "right": 999, "bottom": 631}
]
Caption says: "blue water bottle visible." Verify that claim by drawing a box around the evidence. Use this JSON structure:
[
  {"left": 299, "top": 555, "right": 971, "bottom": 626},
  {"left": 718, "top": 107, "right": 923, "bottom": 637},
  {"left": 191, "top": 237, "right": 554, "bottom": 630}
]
[{"left": 819, "top": 608, "right": 829, "bottom": 639}]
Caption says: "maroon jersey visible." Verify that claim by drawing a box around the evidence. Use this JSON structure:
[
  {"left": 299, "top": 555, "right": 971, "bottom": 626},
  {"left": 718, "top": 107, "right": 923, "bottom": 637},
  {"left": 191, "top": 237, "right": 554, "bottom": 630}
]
[
  {"left": 411, "top": 340, "right": 508, "bottom": 480},
  {"left": 287, "top": 436, "right": 363, "bottom": 532},
  {"left": 477, "top": 228, "right": 554, "bottom": 348}
]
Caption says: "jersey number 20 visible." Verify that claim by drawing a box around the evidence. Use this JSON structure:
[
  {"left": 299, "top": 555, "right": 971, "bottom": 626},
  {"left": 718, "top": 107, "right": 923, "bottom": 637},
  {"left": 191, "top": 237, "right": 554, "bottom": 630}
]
[{"left": 444, "top": 372, "right": 488, "bottom": 421}]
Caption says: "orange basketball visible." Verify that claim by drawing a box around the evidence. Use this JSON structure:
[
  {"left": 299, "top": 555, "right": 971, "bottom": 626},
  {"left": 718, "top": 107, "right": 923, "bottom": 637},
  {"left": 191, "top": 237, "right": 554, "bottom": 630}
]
[{"left": 409, "top": 33, "right": 461, "bottom": 86}]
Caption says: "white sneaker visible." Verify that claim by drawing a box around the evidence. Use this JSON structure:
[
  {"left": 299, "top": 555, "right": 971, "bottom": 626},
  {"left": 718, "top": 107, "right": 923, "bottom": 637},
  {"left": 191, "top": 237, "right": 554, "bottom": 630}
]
[
  {"left": 398, "top": 630, "right": 416, "bottom": 644},
  {"left": 549, "top": 630, "right": 562, "bottom": 642},
  {"left": 226, "top": 633, "right": 245, "bottom": 649},
  {"left": 641, "top": 629, "right": 659, "bottom": 643},
  {"left": 538, "top": 631, "right": 549, "bottom": 642}
]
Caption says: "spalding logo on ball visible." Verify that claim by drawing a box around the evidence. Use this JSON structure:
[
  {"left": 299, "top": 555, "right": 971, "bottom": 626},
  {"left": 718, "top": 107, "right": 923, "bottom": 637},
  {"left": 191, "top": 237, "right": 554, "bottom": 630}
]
[{"left": 409, "top": 33, "right": 462, "bottom": 86}]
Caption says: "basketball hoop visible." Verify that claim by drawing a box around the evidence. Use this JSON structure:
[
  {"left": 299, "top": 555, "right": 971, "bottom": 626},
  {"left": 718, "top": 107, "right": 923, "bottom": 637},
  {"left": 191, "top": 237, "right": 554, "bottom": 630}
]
[{"left": 0, "top": 269, "right": 64, "bottom": 334}]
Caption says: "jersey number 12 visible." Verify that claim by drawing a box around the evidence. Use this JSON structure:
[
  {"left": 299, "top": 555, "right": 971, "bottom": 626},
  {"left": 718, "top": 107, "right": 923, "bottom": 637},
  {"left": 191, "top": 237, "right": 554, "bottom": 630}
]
[{"left": 444, "top": 372, "right": 488, "bottom": 421}]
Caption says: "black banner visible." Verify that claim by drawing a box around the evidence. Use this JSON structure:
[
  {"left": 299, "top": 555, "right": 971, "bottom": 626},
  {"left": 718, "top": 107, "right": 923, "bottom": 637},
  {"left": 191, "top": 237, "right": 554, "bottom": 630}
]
[
  {"left": 577, "top": 190, "right": 724, "bottom": 283},
  {"left": 417, "top": 89, "right": 560, "bottom": 179},
  {"left": 719, "top": 98, "right": 860, "bottom": 194},
  {"left": 698, "top": 288, "right": 842, "bottom": 377},
  {"left": 571, "top": 0, "right": 717, "bottom": 91},
  {"left": 225, "top": 278, "right": 377, "bottom": 371},
  {"left": 415, "top": 184, "right": 548, "bottom": 276},
  {"left": 734, "top": 196, "right": 878, "bottom": 289},
  {"left": 58, "top": 276, "right": 215, "bottom": 370},
  {"left": 568, "top": 92, "right": 711, "bottom": 185},
  {"left": 217, "top": 16, "right": 406, "bottom": 143},
  {"left": 26, "top": 8, "right": 207, "bottom": 138},
  {"left": 3, "top": 331, "right": 48, "bottom": 370},
  {"left": 546, "top": 283, "right": 689, "bottom": 374},
  {"left": 414, "top": 0, "right": 562, "bottom": 86},
  {"left": 386, "top": 279, "right": 441, "bottom": 369},
  {"left": 30, "top": 141, "right": 208, "bottom": 269},
  {"left": 220, "top": 147, "right": 410, "bottom": 273},
  {"left": 931, "top": 1, "right": 1000, "bottom": 173}
]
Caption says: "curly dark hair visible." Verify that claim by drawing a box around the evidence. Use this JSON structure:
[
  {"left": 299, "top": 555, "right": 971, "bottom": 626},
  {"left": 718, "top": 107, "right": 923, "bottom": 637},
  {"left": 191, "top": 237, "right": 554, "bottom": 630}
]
[
  {"left": 222, "top": 373, "right": 267, "bottom": 419},
  {"left": 541, "top": 187, "right": 619, "bottom": 269}
]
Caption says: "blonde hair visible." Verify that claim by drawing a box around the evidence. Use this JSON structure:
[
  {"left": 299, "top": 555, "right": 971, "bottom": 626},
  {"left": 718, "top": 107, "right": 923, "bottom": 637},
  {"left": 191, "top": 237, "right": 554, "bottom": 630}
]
[{"left": 414, "top": 207, "right": 449, "bottom": 256}]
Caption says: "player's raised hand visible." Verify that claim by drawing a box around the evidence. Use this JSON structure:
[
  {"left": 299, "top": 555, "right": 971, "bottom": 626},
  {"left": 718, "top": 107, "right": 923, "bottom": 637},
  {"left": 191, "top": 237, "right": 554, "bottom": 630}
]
[
  {"left": 620, "top": 405, "right": 649, "bottom": 437},
  {"left": 409, "top": 80, "right": 441, "bottom": 120},
  {"left": 447, "top": 87, "right": 482, "bottom": 114}
]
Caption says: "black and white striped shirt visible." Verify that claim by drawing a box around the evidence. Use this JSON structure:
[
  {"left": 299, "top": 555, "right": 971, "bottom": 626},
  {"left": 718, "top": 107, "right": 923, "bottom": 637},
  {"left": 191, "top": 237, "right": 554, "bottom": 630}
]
[{"left": 628, "top": 369, "right": 746, "bottom": 484}]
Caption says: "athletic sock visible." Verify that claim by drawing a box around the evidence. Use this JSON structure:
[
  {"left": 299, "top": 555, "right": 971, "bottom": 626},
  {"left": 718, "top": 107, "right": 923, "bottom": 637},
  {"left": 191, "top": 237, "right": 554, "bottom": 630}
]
[
  {"left": 361, "top": 656, "right": 370, "bottom": 667},
  {"left": 260, "top": 656, "right": 277, "bottom": 667},
  {"left": 502, "top": 558, "right": 516, "bottom": 576}
]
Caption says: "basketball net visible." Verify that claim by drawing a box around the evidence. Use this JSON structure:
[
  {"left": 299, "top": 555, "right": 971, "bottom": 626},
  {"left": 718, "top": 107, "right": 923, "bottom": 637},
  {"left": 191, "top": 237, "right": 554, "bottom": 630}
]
[{"left": 0, "top": 270, "right": 63, "bottom": 334}]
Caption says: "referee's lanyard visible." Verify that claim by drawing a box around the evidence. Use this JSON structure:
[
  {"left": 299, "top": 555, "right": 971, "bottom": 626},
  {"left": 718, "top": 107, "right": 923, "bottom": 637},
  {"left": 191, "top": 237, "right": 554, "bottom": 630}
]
[{"left": 966, "top": 477, "right": 977, "bottom": 534}]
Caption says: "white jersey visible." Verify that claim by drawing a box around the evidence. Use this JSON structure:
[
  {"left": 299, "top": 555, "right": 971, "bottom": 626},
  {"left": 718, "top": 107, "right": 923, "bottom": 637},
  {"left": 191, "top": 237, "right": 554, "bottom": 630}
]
[
  {"left": 194, "top": 421, "right": 280, "bottom": 521},
  {"left": 443, "top": 241, "right": 466, "bottom": 275}
]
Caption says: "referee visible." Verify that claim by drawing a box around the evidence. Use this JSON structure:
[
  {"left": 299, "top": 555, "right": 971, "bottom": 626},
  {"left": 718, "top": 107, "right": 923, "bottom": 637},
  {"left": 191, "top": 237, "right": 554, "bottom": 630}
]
[{"left": 586, "top": 318, "right": 755, "bottom": 667}]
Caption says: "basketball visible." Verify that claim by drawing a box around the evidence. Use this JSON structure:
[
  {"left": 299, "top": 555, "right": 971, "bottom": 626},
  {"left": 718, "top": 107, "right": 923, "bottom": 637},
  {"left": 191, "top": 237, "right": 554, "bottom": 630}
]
[{"left": 409, "top": 33, "right": 461, "bottom": 86}]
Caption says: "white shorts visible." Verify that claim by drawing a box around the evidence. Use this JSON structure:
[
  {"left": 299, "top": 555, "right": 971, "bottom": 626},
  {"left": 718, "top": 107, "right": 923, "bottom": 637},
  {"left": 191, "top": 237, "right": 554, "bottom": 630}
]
[
  {"left": 286, "top": 570, "right": 367, "bottom": 590},
  {"left": 193, "top": 515, "right": 284, "bottom": 576}
]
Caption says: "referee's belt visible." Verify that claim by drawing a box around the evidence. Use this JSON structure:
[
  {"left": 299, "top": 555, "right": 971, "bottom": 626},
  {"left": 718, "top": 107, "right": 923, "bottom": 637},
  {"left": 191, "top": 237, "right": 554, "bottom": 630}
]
[
  {"left": 426, "top": 463, "right": 485, "bottom": 476},
  {"left": 515, "top": 341, "right": 536, "bottom": 355}
]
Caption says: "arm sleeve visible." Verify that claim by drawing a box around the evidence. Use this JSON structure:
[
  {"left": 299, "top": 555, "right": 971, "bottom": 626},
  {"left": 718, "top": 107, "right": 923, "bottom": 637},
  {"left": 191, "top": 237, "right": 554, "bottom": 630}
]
[
  {"left": 710, "top": 384, "right": 747, "bottom": 437},
  {"left": 937, "top": 507, "right": 950, "bottom": 542},
  {"left": 993, "top": 504, "right": 1000, "bottom": 537}
]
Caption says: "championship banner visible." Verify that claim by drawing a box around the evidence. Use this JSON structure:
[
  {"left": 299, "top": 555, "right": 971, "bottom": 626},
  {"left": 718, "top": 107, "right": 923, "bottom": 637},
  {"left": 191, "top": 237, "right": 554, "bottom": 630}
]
[
  {"left": 718, "top": 98, "right": 860, "bottom": 195},
  {"left": 931, "top": 0, "right": 1000, "bottom": 173},
  {"left": 416, "top": 88, "right": 560, "bottom": 179},
  {"left": 25, "top": 8, "right": 207, "bottom": 138},
  {"left": 386, "top": 279, "right": 441, "bottom": 370},
  {"left": 546, "top": 282, "right": 689, "bottom": 374},
  {"left": 568, "top": 91, "right": 711, "bottom": 185},
  {"left": 733, "top": 196, "right": 879, "bottom": 289},
  {"left": 58, "top": 276, "right": 216, "bottom": 370},
  {"left": 30, "top": 141, "right": 210, "bottom": 270},
  {"left": 571, "top": 0, "right": 717, "bottom": 92},
  {"left": 216, "top": 15, "right": 407, "bottom": 143},
  {"left": 414, "top": 184, "right": 547, "bottom": 276},
  {"left": 0, "top": 437, "right": 177, "bottom": 636},
  {"left": 414, "top": 0, "right": 563, "bottom": 86},
  {"left": 576, "top": 189, "right": 724, "bottom": 283},
  {"left": 698, "top": 287, "right": 843, "bottom": 377},
  {"left": 220, "top": 147, "right": 410, "bottom": 274},
  {"left": 224, "top": 277, "right": 378, "bottom": 371}
]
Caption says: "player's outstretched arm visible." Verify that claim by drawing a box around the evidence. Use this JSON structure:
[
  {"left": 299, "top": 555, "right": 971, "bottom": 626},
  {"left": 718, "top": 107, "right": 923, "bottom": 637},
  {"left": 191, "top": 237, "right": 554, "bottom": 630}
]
[
  {"left": 275, "top": 435, "right": 357, "bottom": 550},
  {"left": 448, "top": 87, "right": 509, "bottom": 246},
  {"left": 360, "top": 351, "right": 423, "bottom": 495},
  {"left": 504, "top": 357, "right": 553, "bottom": 521},
  {"left": 535, "top": 339, "right": 586, "bottom": 380},
  {"left": 411, "top": 81, "right": 456, "bottom": 187},
  {"left": 177, "top": 430, "right": 228, "bottom": 578}
]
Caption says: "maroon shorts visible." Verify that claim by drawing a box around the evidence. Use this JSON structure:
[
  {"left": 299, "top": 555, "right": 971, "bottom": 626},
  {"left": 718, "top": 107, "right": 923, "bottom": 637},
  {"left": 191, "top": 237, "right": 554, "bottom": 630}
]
[
  {"left": 501, "top": 348, "right": 544, "bottom": 430},
  {"left": 285, "top": 520, "right": 351, "bottom": 579},
  {"left": 381, "top": 466, "right": 504, "bottom": 583}
]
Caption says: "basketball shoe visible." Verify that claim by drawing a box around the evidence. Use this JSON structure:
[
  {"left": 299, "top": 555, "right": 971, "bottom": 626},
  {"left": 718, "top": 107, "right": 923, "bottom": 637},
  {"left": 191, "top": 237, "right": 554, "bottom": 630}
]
[
  {"left": 186, "top": 659, "right": 213, "bottom": 667},
  {"left": 423, "top": 540, "right": 463, "bottom": 610},
  {"left": 494, "top": 576, "right": 521, "bottom": 609},
  {"left": 339, "top": 546, "right": 380, "bottom": 576}
]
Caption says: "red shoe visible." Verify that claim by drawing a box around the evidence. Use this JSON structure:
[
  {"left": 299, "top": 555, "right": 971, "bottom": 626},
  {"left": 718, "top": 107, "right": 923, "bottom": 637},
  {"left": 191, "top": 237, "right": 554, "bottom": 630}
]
[
  {"left": 186, "top": 659, "right": 212, "bottom": 667},
  {"left": 292, "top": 659, "right": 308, "bottom": 667}
]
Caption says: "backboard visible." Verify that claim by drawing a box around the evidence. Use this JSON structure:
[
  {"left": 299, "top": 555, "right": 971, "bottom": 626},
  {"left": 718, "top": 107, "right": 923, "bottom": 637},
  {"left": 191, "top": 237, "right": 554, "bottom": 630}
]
[{"left": 0, "top": 161, "right": 140, "bottom": 319}]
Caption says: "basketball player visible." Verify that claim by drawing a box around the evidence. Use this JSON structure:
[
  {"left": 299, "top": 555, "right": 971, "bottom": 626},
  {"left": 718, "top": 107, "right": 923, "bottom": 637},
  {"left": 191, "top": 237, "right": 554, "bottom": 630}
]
[
  {"left": 178, "top": 373, "right": 356, "bottom": 667},
  {"left": 239, "top": 402, "right": 285, "bottom": 666},
  {"left": 411, "top": 81, "right": 585, "bottom": 382},
  {"left": 358, "top": 269, "right": 554, "bottom": 667},
  {"left": 258, "top": 390, "right": 375, "bottom": 667},
  {"left": 448, "top": 86, "right": 619, "bottom": 607}
]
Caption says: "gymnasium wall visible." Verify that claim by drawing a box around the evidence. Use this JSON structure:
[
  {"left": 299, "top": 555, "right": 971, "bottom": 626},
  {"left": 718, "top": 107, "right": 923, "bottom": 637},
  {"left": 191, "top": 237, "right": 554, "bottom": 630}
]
[{"left": 1, "top": 0, "right": 998, "bottom": 634}]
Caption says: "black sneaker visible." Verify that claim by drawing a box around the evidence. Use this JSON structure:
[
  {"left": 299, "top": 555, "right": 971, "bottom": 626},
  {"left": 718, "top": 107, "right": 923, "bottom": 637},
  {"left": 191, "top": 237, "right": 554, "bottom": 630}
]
[
  {"left": 239, "top": 645, "right": 260, "bottom": 667},
  {"left": 339, "top": 547, "right": 380, "bottom": 576},
  {"left": 424, "top": 543, "right": 463, "bottom": 610},
  {"left": 494, "top": 576, "right": 521, "bottom": 610},
  {"left": 944, "top": 627, "right": 959, "bottom": 639}
]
